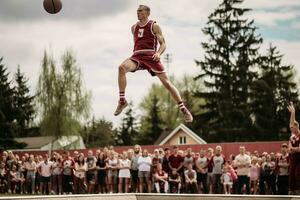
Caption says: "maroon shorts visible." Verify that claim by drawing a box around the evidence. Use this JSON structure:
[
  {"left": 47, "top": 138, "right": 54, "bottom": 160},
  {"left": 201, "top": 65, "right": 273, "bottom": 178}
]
[{"left": 130, "top": 52, "right": 165, "bottom": 76}]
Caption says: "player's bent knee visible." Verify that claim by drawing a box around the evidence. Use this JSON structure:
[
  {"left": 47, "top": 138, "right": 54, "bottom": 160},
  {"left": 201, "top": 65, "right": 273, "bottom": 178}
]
[{"left": 118, "top": 64, "right": 127, "bottom": 74}]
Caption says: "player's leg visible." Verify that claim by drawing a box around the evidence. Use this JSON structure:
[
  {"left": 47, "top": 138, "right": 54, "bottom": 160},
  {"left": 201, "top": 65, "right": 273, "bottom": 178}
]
[
  {"left": 156, "top": 72, "right": 193, "bottom": 122},
  {"left": 115, "top": 59, "right": 138, "bottom": 116}
]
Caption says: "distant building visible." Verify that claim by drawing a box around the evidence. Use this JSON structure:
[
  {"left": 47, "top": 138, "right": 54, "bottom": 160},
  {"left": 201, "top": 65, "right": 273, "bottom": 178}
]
[
  {"left": 154, "top": 123, "right": 206, "bottom": 146},
  {"left": 14, "top": 135, "right": 85, "bottom": 151}
]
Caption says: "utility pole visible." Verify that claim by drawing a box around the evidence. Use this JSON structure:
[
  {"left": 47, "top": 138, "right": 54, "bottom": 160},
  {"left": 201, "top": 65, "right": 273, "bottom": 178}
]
[{"left": 164, "top": 53, "right": 172, "bottom": 128}]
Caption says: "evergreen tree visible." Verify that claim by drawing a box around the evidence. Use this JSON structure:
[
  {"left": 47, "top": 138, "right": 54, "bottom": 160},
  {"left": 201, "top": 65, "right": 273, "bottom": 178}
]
[
  {"left": 116, "top": 103, "right": 138, "bottom": 146},
  {"left": 14, "top": 66, "right": 35, "bottom": 137},
  {"left": 139, "top": 94, "right": 164, "bottom": 144},
  {"left": 81, "top": 117, "right": 116, "bottom": 148},
  {"left": 0, "top": 58, "right": 25, "bottom": 150},
  {"left": 251, "top": 44, "right": 299, "bottom": 140},
  {"left": 194, "top": 0, "right": 262, "bottom": 142}
]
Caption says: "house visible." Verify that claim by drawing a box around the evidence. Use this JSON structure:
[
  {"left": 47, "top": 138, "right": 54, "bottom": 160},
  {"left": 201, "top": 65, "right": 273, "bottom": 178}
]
[
  {"left": 14, "top": 135, "right": 85, "bottom": 151},
  {"left": 154, "top": 123, "right": 206, "bottom": 145}
]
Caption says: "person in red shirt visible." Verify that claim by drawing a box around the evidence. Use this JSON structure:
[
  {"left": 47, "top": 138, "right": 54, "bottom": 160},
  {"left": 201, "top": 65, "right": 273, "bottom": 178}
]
[
  {"left": 287, "top": 102, "right": 300, "bottom": 195},
  {"left": 114, "top": 4, "right": 193, "bottom": 123}
]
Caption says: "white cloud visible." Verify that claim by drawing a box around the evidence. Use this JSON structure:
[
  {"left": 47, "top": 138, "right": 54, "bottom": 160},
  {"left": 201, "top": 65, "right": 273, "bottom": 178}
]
[
  {"left": 246, "top": 10, "right": 299, "bottom": 27},
  {"left": 243, "top": 0, "right": 300, "bottom": 9}
]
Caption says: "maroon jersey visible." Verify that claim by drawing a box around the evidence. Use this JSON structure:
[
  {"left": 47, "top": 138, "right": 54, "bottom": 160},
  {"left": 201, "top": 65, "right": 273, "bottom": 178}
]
[
  {"left": 290, "top": 134, "right": 300, "bottom": 160},
  {"left": 133, "top": 20, "right": 157, "bottom": 54}
]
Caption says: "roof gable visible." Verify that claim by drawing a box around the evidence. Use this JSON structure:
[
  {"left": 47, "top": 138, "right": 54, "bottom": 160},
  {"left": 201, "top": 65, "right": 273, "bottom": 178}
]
[{"left": 158, "top": 124, "right": 206, "bottom": 145}]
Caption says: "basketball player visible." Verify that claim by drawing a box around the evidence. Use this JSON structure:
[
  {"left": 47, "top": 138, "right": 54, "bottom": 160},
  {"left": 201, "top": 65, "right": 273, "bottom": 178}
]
[
  {"left": 287, "top": 102, "right": 300, "bottom": 195},
  {"left": 114, "top": 5, "right": 193, "bottom": 123}
]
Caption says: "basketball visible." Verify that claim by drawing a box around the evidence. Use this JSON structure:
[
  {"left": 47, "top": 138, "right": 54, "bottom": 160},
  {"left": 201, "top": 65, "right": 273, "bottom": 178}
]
[{"left": 43, "top": 0, "right": 62, "bottom": 14}]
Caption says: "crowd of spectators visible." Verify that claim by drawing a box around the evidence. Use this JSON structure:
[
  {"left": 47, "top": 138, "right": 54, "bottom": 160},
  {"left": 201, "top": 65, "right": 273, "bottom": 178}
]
[{"left": 0, "top": 143, "right": 298, "bottom": 195}]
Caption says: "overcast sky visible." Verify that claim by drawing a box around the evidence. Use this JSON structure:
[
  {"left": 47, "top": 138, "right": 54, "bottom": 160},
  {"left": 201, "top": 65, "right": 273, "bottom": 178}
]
[{"left": 1, "top": 0, "right": 300, "bottom": 126}]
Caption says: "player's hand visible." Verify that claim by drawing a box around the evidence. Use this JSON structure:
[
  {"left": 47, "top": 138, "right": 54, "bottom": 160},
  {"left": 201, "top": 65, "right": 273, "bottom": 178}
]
[
  {"left": 152, "top": 53, "right": 160, "bottom": 61},
  {"left": 288, "top": 102, "right": 295, "bottom": 113}
]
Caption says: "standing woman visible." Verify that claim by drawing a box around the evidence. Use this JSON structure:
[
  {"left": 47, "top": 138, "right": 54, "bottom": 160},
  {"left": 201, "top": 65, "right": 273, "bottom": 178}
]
[
  {"left": 249, "top": 157, "right": 260, "bottom": 194},
  {"left": 74, "top": 153, "right": 87, "bottom": 194},
  {"left": 287, "top": 102, "right": 300, "bottom": 195},
  {"left": 96, "top": 151, "right": 107, "bottom": 194},
  {"left": 50, "top": 153, "right": 62, "bottom": 195},
  {"left": 118, "top": 151, "right": 131, "bottom": 193},
  {"left": 107, "top": 152, "right": 119, "bottom": 193}
]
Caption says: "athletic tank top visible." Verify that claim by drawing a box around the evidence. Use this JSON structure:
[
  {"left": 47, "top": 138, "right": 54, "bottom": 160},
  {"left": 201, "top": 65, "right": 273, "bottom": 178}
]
[
  {"left": 290, "top": 134, "right": 300, "bottom": 160},
  {"left": 133, "top": 20, "right": 157, "bottom": 54}
]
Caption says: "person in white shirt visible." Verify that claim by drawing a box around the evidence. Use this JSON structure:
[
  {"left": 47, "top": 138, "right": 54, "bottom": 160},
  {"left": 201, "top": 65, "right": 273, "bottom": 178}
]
[
  {"left": 118, "top": 151, "right": 131, "bottom": 193},
  {"left": 38, "top": 154, "right": 52, "bottom": 195},
  {"left": 184, "top": 163, "right": 198, "bottom": 193},
  {"left": 221, "top": 165, "right": 233, "bottom": 194},
  {"left": 234, "top": 146, "right": 251, "bottom": 194},
  {"left": 138, "top": 149, "right": 152, "bottom": 193}
]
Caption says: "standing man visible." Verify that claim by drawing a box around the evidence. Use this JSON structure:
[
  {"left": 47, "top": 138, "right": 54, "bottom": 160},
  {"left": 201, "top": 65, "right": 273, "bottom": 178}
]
[
  {"left": 234, "top": 146, "right": 251, "bottom": 194},
  {"left": 114, "top": 5, "right": 193, "bottom": 123},
  {"left": 277, "top": 143, "right": 289, "bottom": 195},
  {"left": 211, "top": 146, "right": 225, "bottom": 194},
  {"left": 195, "top": 149, "right": 208, "bottom": 194},
  {"left": 287, "top": 102, "right": 300, "bottom": 195}
]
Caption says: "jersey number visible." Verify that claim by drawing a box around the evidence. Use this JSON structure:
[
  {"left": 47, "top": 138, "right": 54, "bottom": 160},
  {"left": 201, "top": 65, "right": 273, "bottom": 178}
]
[{"left": 138, "top": 29, "right": 144, "bottom": 38}]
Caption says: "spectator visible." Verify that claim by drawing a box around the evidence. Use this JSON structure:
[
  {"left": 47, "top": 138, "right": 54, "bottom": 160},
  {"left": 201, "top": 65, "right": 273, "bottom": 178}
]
[
  {"left": 206, "top": 147, "right": 214, "bottom": 194},
  {"left": 211, "top": 146, "right": 225, "bottom": 194},
  {"left": 25, "top": 155, "right": 36, "bottom": 194},
  {"left": 130, "top": 144, "right": 141, "bottom": 193},
  {"left": 195, "top": 149, "right": 208, "bottom": 194},
  {"left": 10, "top": 164, "right": 25, "bottom": 194},
  {"left": 154, "top": 163, "right": 168, "bottom": 193},
  {"left": 74, "top": 153, "right": 87, "bottom": 194},
  {"left": 38, "top": 154, "right": 52, "bottom": 195},
  {"left": 259, "top": 154, "right": 276, "bottom": 194},
  {"left": 250, "top": 156, "right": 259, "bottom": 194},
  {"left": 96, "top": 151, "right": 107, "bottom": 194},
  {"left": 0, "top": 162, "right": 8, "bottom": 193},
  {"left": 234, "top": 146, "right": 251, "bottom": 194},
  {"left": 277, "top": 143, "right": 289, "bottom": 195},
  {"left": 118, "top": 151, "right": 131, "bottom": 193},
  {"left": 168, "top": 146, "right": 184, "bottom": 190},
  {"left": 86, "top": 150, "right": 97, "bottom": 194},
  {"left": 61, "top": 151, "right": 75, "bottom": 194},
  {"left": 184, "top": 163, "right": 197, "bottom": 194},
  {"left": 107, "top": 152, "right": 118, "bottom": 193},
  {"left": 138, "top": 149, "right": 152, "bottom": 193},
  {"left": 50, "top": 153, "right": 62, "bottom": 195},
  {"left": 169, "top": 169, "right": 181, "bottom": 193},
  {"left": 161, "top": 148, "right": 171, "bottom": 175},
  {"left": 221, "top": 164, "right": 232, "bottom": 194}
]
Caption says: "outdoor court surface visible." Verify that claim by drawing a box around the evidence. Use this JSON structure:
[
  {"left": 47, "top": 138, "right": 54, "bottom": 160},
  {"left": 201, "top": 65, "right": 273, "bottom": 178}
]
[{"left": 0, "top": 194, "right": 300, "bottom": 200}]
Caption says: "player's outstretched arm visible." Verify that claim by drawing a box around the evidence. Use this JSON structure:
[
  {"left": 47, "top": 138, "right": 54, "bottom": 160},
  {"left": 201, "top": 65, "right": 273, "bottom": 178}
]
[{"left": 288, "top": 102, "right": 296, "bottom": 126}]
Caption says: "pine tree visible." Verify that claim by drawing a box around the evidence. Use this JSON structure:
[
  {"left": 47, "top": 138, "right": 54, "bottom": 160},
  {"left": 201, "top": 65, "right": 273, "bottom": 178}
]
[
  {"left": 251, "top": 44, "right": 299, "bottom": 140},
  {"left": 194, "top": 0, "right": 262, "bottom": 142},
  {"left": 81, "top": 117, "right": 116, "bottom": 148},
  {"left": 14, "top": 66, "right": 35, "bottom": 137},
  {"left": 116, "top": 103, "right": 138, "bottom": 146},
  {"left": 139, "top": 95, "right": 164, "bottom": 144},
  {"left": 0, "top": 58, "right": 25, "bottom": 150}
]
